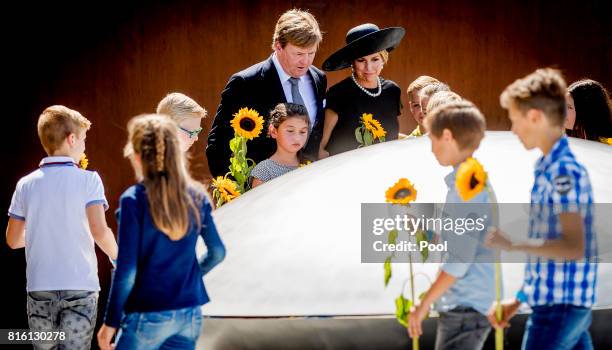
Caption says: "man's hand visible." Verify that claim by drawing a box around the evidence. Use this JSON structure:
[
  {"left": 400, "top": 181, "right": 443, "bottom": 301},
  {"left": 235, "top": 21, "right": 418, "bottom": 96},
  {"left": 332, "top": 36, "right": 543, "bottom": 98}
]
[
  {"left": 407, "top": 303, "right": 430, "bottom": 338},
  {"left": 487, "top": 298, "right": 521, "bottom": 329}
]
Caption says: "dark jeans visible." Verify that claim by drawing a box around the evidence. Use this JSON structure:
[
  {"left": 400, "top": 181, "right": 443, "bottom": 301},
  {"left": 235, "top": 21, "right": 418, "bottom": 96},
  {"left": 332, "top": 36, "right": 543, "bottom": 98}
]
[
  {"left": 27, "top": 290, "right": 98, "bottom": 350},
  {"left": 522, "top": 304, "right": 593, "bottom": 350},
  {"left": 115, "top": 306, "right": 202, "bottom": 350},
  {"left": 435, "top": 306, "right": 491, "bottom": 350}
]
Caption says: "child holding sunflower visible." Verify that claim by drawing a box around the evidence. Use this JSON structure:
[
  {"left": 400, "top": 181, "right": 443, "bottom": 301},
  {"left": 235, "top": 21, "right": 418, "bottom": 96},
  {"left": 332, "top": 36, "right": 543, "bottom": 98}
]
[
  {"left": 407, "top": 100, "right": 498, "bottom": 350},
  {"left": 486, "top": 68, "right": 597, "bottom": 350},
  {"left": 251, "top": 103, "right": 310, "bottom": 188}
]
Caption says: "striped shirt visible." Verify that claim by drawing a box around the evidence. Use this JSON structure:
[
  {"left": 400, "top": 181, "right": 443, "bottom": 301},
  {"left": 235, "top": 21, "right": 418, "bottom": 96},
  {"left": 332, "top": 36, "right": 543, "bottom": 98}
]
[{"left": 521, "top": 136, "right": 597, "bottom": 308}]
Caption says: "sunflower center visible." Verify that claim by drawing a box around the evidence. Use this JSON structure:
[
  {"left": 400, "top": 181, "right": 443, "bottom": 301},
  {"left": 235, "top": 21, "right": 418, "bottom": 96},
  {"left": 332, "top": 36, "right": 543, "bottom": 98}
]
[
  {"left": 240, "top": 118, "right": 256, "bottom": 132},
  {"left": 394, "top": 189, "right": 412, "bottom": 199},
  {"left": 469, "top": 173, "right": 480, "bottom": 190}
]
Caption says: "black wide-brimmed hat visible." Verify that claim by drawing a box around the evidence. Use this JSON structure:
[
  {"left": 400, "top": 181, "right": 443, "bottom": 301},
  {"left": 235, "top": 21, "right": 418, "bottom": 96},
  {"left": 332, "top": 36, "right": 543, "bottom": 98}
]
[{"left": 322, "top": 23, "right": 405, "bottom": 71}]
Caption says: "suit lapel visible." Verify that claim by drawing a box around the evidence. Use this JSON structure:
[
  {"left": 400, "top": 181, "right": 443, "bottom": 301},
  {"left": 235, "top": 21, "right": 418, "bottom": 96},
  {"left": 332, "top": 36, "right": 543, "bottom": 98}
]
[
  {"left": 307, "top": 68, "right": 323, "bottom": 101},
  {"left": 262, "top": 56, "right": 287, "bottom": 103},
  {"left": 307, "top": 67, "right": 325, "bottom": 128}
]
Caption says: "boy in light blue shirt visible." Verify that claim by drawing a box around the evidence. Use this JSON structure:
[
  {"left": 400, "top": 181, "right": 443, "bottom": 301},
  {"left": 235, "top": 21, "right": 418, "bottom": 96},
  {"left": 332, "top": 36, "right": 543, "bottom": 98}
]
[
  {"left": 407, "top": 100, "right": 498, "bottom": 350},
  {"left": 6, "top": 105, "right": 117, "bottom": 350}
]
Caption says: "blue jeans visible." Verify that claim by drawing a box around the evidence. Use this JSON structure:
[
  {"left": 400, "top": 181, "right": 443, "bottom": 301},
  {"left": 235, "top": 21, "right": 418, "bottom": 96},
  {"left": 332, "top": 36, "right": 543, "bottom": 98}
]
[
  {"left": 522, "top": 304, "right": 593, "bottom": 350},
  {"left": 115, "top": 306, "right": 202, "bottom": 350}
]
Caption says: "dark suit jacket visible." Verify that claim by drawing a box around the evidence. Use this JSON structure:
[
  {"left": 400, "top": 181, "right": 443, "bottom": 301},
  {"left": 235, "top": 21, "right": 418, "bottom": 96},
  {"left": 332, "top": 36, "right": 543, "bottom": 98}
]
[{"left": 206, "top": 56, "right": 327, "bottom": 177}]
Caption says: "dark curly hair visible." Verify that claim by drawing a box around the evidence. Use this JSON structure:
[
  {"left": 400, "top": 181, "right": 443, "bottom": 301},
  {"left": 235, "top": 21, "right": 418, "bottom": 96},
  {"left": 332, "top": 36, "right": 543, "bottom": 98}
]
[{"left": 566, "top": 79, "right": 612, "bottom": 141}]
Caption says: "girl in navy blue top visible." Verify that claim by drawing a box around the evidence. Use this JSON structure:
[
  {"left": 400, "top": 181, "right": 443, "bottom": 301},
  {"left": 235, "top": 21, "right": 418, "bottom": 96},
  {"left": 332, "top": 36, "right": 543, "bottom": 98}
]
[{"left": 98, "top": 114, "right": 225, "bottom": 350}]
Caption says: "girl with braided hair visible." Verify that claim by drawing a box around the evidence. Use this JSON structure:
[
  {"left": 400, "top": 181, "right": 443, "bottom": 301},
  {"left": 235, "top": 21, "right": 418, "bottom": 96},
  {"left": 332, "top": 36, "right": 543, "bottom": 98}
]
[
  {"left": 97, "top": 114, "right": 225, "bottom": 350},
  {"left": 251, "top": 103, "right": 310, "bottom": 188}
]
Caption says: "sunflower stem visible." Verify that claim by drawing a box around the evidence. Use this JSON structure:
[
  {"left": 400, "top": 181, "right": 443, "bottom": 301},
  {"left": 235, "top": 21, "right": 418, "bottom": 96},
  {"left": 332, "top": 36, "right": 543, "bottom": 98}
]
[
  {"left": 486, "top": 184, "right": 503, "bottom": 350},
  {"left": 409, "top": 247, "right": 419, "bottom": 350}
]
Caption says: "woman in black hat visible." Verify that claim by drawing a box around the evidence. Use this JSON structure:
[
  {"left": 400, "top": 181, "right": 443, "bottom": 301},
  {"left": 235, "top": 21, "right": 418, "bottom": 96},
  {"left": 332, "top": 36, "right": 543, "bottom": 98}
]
[{"left": 318, "top": 23, "right": 405, "bottom": 158}]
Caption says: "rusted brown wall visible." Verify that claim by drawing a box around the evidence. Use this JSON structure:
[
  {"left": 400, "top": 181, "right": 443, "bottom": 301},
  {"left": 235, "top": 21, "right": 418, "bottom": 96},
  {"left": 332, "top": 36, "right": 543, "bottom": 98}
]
[{"left": 2, "top": 0, "right": 610, "bottom": 332}]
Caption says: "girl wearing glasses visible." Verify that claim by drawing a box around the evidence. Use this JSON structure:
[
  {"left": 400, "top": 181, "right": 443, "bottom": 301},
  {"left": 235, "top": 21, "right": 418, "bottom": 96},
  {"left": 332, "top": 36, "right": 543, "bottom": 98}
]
[{"left": 157, "top": 92, "right": 207, "bottom": 152}]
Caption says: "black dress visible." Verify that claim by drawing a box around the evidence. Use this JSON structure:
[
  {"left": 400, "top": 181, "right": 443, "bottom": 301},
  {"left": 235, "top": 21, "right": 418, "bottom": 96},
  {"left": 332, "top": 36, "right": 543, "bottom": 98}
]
[{"left": 325, "top": 77, "right": 402, "bottom": 155}]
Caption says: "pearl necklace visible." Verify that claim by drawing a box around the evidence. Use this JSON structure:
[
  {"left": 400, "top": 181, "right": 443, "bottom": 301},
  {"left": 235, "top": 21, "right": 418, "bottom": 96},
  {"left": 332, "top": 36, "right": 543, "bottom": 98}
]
[{"left": 351, "top": 73, "right": 382, "bottom": 97}]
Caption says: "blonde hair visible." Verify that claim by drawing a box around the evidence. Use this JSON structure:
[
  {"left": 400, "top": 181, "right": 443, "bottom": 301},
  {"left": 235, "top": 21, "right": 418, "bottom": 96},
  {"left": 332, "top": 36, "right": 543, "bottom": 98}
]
[
  {"left": 407, "top": 76, "right": 440, "bottom": 96},
  {"left": 419, "top": 82, "right": 451, "bottom": 100},
  {"left": 271, "top": 9, "right": 322, "bottom": 49},
  {"left": 379, "top": 50, "right": 389, "bottom": 64},
  {"left": 37, "top": 105, "right": 91, "bottom": 155},
  {"left": 126, "top": 114, "right": 207, "bottom": 240},
  {"left": 500, "top": 68, "right": 567, "bottom": 127},
  {"left": 156, "top": 92, "right": 207, "bottom": 124},
  {"left": 426, "top": 91, "right": 463, "bottom": 114},
  {"left": 351, "top": 50, "right": 389, "bottom": 71},
  {"left": 425, "top": 100, "right": 486, "bottom": 151}
]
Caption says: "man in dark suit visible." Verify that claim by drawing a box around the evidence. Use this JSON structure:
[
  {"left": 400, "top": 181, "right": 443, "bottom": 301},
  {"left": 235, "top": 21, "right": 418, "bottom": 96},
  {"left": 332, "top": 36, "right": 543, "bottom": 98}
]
[{"left": 206, "top": 9, "right": 327, "bottom": 177}]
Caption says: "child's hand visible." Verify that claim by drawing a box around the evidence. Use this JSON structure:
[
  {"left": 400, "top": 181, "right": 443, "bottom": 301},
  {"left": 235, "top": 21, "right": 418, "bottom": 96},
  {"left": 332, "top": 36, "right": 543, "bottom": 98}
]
[
  {"left": 97, "top": 324, "right": 117, "bottom": 350},
  {"left": 407, "top": 303, "right": 430, "bottom": 338},
  {"left": 487, "top": 299, "right": 520, "bottom": 329},
  {"left": 318, "top": 148, "right": 330, "bottom": 159},
  {"left": 485, "top": 227, "right": 513, "bottom": 250}
]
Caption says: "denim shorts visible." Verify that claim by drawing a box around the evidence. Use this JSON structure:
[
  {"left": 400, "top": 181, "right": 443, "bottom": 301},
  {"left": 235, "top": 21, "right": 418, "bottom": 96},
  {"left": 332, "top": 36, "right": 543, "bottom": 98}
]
[
  {"left": 115, "top": 305, "right": 202, "bottom": 350},
  {"left": 27, "top": 290, "right": 99, "bottom": 350}
]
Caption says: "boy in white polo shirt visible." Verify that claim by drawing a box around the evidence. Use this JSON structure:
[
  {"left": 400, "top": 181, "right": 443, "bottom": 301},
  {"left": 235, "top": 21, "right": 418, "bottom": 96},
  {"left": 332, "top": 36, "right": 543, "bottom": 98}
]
[{"left": 6, "top": 105, "right": 118, "bottom": 349}]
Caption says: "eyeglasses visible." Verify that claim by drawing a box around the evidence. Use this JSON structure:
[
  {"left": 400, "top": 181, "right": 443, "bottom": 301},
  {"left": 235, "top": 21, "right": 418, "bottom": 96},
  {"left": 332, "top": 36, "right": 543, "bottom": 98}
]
[{"left": 178, "top": 126, "right": 203, "bottom": 139}]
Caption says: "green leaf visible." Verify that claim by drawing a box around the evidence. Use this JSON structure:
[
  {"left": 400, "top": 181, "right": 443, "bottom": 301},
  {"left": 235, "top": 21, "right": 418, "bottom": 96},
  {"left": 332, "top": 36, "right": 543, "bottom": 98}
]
[
  {"left": 384, "top": 257, "right": 392, "bottom": 287},
  {"left": 363, "top": 130, "right": 373, "bottom": 146},
  {"left": 234, "top": 172, "right": 245, "bottom": 187},
  {"left": 355, "top": 127, "right": 364, "bottom": 144},
  {"left": 231, "top": 158, "right": 243, "bottom": 173},
  {"left": 416, "top": 230, "right": 429, "bottom": 261},
  {"left": 388, "top": 229, "right": 398, "bottom": 244},
  {"left": 229, "top": 136, "right": 242, "bottom": 153},
  {"left": 379, "top": 136, "right": 386, "bottom": 143},
  {"left": 395, "top": 295, "right": 412, "bottom": 327},
  {"left": 394, "top": 296, "right": 405, "bottom": 321},
  {"left": 404, "top": 298, "right": 413, "bottom": 314}
]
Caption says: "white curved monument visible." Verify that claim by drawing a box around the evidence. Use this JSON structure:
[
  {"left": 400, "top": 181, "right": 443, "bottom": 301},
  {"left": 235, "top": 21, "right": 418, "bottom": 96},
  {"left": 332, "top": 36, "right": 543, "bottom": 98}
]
[{"left": 196, "top": 132, "right": 612, "bottom": 349}]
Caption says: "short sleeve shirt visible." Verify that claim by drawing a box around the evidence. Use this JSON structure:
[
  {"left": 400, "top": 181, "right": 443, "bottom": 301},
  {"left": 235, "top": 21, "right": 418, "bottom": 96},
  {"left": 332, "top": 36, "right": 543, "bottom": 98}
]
[{"left": 8, "top": 156, "right": 108, "bottom": 291}]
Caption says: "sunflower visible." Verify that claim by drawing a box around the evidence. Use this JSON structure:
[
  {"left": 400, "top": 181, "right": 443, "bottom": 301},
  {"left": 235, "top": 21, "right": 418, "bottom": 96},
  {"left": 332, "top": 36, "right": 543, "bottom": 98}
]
[
  {"left": 79, "top": 153, "right": 88, "bottom": 169},
  {"left": 599, "top": 137, "right": 612, "bottom": 146},
  {"left": 231, "top": 107, "right": 264, "bottom": 140},
  {"left": 212, "top": 176, "right": 240, "bottom": 203},
  {"left": 456, "top": 157, "right": 487, "bottom": 201},
  {"left": 362, "top": 113, "right": 386, "bottom": 139},
  {"left": 299, "top": 160, "right": 312, "bottom": 168},
  {"left": 385, "top": 178, "right": 417, "bottom": 204}
]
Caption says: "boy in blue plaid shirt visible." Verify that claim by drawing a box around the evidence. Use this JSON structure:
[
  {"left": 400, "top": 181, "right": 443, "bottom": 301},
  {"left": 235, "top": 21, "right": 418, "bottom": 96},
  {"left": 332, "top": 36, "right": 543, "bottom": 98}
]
[{"left": 486, "top": 68, "right": 597, "bottom": 350}]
